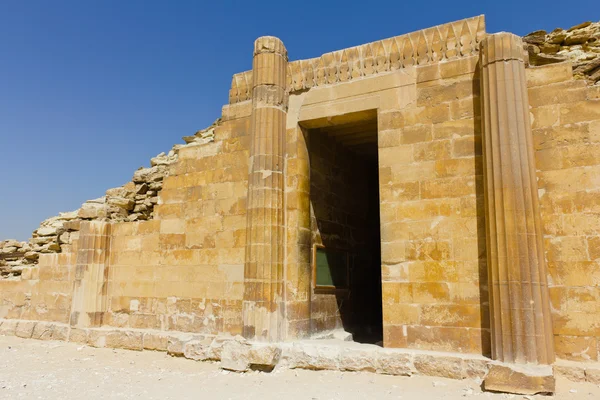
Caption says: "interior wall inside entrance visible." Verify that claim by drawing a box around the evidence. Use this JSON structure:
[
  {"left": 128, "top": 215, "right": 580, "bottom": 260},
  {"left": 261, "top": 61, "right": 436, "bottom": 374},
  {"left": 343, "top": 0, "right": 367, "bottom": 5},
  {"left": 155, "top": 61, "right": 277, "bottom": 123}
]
[{"left": 308, "top": 119, "right": 382, "bottom": 344}]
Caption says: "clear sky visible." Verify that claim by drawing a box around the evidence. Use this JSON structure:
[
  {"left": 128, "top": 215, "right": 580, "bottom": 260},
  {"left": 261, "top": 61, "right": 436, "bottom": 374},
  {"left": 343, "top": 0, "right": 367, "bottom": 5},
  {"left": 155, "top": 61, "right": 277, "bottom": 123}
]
[{"left": 0, "top": 0, "right": 595, "bottom": 240}]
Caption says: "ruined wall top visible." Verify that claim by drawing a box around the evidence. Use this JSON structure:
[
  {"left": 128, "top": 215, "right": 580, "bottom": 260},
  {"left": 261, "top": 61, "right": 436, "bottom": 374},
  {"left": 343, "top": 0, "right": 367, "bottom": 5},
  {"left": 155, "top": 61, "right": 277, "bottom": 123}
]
[{"left": 229, "top": 15, "right": 486, "bottom": 104}]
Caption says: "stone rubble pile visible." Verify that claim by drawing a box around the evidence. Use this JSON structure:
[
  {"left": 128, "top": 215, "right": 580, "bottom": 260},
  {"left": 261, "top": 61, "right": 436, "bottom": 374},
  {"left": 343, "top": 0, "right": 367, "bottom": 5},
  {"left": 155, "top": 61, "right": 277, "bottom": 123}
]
[
  {"left": 0, "top": 124, "right": 217, "bottom": 279},
  {"left": 524, "top": 21, "right": 600, "bottom": 85}
]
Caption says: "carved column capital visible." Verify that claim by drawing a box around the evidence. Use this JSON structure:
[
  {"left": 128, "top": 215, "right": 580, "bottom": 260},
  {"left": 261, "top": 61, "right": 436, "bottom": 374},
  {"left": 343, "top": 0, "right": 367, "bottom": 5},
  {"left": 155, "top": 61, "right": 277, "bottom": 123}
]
[
  {"left": 480, "top": 32, "right": 526, "bottom": 66},
  {"left": 254, "top": 36, "right": 288, "bottom": 58}
]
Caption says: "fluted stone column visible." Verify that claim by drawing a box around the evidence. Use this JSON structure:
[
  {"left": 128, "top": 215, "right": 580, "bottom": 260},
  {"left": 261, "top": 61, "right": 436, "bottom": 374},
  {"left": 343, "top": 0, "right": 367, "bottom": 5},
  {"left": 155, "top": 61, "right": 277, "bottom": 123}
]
[
  {"left": 70, "top": 221, "right": 111, "bottom": 328},
  {"left": 480, "top": 33, "right": 555, "bottom": 394},
  {"left": 242, "top": 36, "right": 288, "bottom": 342}
]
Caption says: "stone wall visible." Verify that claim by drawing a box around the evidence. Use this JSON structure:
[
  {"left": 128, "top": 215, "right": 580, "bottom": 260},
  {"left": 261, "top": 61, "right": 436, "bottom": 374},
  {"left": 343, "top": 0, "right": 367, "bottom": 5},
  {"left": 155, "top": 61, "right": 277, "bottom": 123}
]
[
  {"left": 2, "top": 16, "right": 600, "bottom": 385},
  {"left": 101, "top": 112, "right": 249, "bottom": 335},
  {"left": 0, "top": 125, "right": 216, "bottom": 279},
  {"left": 525, "top": 21, "right": 600, "bottom": 85},
  {"left": 527, "top": 62, "right": 600, "bottom": 362},
  {"left": 378, "top": 55, "right": 488, "bottom": 355}
]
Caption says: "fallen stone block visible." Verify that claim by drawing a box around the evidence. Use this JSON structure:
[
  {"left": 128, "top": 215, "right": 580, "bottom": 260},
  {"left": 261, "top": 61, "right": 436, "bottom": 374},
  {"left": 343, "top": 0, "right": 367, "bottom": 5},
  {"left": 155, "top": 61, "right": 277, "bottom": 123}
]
[
  {"left": 248, "top": 343, "right": 282, "bottom": 371},
  {"left": 167, "top": 333, "right": 196, "bottom": 357},
  {"left": 206, "top": 335, "right": 234, "bottom": 361},
  {"left": 484, "top": 363, "right": 555, "bottom": 395},
  {"left": 220, "top": 339, "right": 250, "bottom": 372},
  {"left": 183, "top": 337, "right": 214, "bottom": 361}
]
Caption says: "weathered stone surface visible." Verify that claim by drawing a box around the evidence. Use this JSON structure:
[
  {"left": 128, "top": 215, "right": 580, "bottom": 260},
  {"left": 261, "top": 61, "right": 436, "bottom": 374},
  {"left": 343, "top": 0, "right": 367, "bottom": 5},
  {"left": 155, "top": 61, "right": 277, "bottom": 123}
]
[
  {"left": 183, "top": 337, "right": 214, "bottom": 361},
  {"left": 554, "top": 365, "right": 586, "bottom": 382},
  {"left": 484, "top": 364, "right": 555, "bottom": 395},
  {"left": 87, "top": 330, "right": 107, "bottom": 348},
  {"left": 526, "top": 21, "right": 600, "bottom": 84},
  {"left": 339, "top": 346, "right": 378, "bottom": 372},
  {"left": 78, "top": 202, "right": 108, "bottom": 219},
  {"left": 463, "top": 358, "right": 489, "bottom": 379},
  {"left": 67, "top": 328, "right": 89, "bottom": 344},
  {"left": 220, "top": 340, "right": 251, "bottom": 372},
  {"left": 143, "top": 332, "right": 169, "bottom": 351},
  {"left": 167, "top": 333, "right": 196, "bottom": 357},
  {"left": 206, "top": 336, "right": 234, "bottom": 361},
  {"left": 107, "top": 197, "right": 135, "bottom": 211},
  {"left": 284, "top": 342, "right": 341, "bottom": 370},
  {"left": 585, "top": 367, "right": 600, "bottom": 384},
  {"left": 413, "top": 354, "right": 464, "bottom": 379},
  {"left": 31, "top": 322, "right": 69, "bottom": 341},
  {"left": 0, "top": 131, "right": 184, "bottom": 279},
  {"left": 36, "top": 227, "right": 58, "bottom": 236},
  {"left": 248, "top": 344, "right": 282, "bottom": 369},
  {"left": 105, "top": 330, "right": 143, "bottom": 351},
  {"left": 15, "top": 321, "right": 36, "bottom": 339},
  {"left": 219, "top": 340, "right": 281, "bottom": 371},
  {"left": 312, "top": 329, "right": 353, "bottom": 341},
  {"left": 133, "top": 166, "right": 163, "bottom": 183},
  {"left": 0, "top": 319, "right": 18, "bottom": 336},
  {"left": 1, "top": 18, "right": 600, "bottom": 399},
  {"left": 377, "top": 350, "right": 414, "bottom": 376}
]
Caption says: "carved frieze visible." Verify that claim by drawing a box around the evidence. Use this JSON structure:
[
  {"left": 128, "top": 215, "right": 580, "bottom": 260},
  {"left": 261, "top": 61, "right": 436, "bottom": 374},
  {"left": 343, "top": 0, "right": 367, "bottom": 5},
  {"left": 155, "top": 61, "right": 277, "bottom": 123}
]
[{"left": 229, "top": 15, "right": 485, "bottom": 104}]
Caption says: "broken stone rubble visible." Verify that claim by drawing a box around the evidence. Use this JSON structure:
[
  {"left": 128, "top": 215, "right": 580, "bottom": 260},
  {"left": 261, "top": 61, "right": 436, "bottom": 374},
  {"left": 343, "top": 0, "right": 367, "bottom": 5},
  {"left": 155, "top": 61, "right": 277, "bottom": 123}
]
[
  {"left": 2, "top": 318, "right": 599, "bottom": 393},
  {"left": 524, "top": 20, "right": 600, "bottom": 85},
  {"left": 0, "top": 123, "right": 217, "bottom": 279}
]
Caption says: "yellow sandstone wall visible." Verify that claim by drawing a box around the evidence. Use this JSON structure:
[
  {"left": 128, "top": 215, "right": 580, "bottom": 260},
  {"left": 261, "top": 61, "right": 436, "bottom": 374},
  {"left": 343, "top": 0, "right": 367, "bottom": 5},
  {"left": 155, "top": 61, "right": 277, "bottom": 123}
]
[
  {"left": 103, "top": 107, "right": 251, "bottom": 335},
  {"left": 1, "top": 16, "right": 600, "bottom": 367},
  {"left": 0, "top": 103, "right": 253, "bottom": 338},
  {"left": 528, "top": 62, "right": 600, "bottom": 362},
  {"left": 0, "top": 247, "right": 76, "bottom": 324},
  {"left": 379, "top": 56, "right": 488, "bottom": 355}
]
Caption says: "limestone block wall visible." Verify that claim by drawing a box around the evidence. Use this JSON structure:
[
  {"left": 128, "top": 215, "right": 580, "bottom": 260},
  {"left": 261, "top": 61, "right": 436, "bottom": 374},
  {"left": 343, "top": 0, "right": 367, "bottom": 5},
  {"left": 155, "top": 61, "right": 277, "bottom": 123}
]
[
  {"left": 103, "top": 112, "right": 251, "bottom": 336},
  {"left": 0, "top": 243, "right": 76, "bottom": 323},
  {"left": 2, "top": 16, "right": 600, "bottom": 374},
  {"left": 0, "top": 109, "right": 250, "bottom": 337},
  {"left": 379, "top": 56, "right": 488, "bottom": 355},
  {"left": 527, "top": 62, "right": 600, "bottom": 362}
]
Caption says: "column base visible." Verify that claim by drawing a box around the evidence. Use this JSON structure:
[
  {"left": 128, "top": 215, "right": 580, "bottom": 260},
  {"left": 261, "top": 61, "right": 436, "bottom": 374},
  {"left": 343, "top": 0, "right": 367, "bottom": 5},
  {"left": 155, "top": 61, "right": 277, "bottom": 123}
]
[{"left": 484, "top": 362, "right": 555, "bottom": 395}]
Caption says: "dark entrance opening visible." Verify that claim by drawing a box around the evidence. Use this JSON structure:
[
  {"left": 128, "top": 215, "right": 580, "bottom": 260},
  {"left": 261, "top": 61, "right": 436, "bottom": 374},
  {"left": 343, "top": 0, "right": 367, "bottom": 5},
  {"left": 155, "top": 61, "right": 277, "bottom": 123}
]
[{"left": 308, "top": 116, "right": 382, "bottom": 345}]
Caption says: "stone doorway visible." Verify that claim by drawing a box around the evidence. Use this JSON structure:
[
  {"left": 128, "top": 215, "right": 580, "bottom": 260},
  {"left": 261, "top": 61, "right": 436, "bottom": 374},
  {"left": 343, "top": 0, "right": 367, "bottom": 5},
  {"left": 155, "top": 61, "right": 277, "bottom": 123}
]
[{"left": 307, "top": 116, "right": 383, "bottom": 344}]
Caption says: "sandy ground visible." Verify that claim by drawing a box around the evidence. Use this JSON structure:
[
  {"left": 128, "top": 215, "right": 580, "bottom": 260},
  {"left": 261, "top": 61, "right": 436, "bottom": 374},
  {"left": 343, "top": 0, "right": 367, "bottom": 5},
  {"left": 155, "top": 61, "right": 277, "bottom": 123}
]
[{"left": 0, "top": 336, "right": 598, "bottom": 400}]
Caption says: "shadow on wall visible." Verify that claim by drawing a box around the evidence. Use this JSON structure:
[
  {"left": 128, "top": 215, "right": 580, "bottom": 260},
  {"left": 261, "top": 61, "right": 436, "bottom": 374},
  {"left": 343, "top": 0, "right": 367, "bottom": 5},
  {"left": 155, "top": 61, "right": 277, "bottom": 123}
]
[{"left": 473, "top": 63, "right": 492, "bottom": 358}]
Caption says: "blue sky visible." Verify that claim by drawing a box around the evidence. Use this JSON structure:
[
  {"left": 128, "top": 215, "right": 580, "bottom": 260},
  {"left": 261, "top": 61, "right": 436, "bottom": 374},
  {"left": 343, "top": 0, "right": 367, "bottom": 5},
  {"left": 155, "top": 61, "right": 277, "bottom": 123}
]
[{"left": 0, "top": 1, "right": 594, "bottom": 240}]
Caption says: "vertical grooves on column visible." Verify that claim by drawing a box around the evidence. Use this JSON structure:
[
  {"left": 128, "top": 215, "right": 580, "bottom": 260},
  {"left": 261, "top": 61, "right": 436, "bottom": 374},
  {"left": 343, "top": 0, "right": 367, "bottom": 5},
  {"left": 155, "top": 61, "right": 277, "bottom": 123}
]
[
  {"left": 482, "top": 66, "right": 497, "bottom": 360},
  {"left": 509, "top": 58, "right": 533, "bottom": 363},
  {"left": 244, "top": 37, "right": 288, "bottom": 342},
  {"left": 485, "top": 39, "right": 501, "bottom": 362},
  {"left": 480, "top": 33, "right": 554, "bottom": 365}
]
